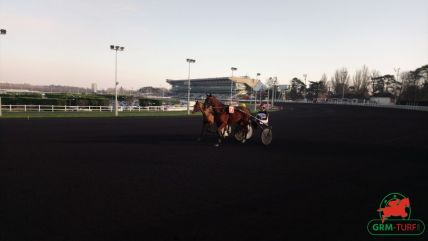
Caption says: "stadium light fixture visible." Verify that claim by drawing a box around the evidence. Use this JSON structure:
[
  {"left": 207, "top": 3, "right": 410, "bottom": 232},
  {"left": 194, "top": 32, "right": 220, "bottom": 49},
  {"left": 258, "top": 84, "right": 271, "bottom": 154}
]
[
  {"left": 110, "top": 45, "right": 125, "bottom": 117},
  {"left": 186, "top": 58, "right": 196, "bottom": 115},
  {"left": 0, "top": 28, "right": 6, "bottom": 117},
  {"left": 230, "top": 67, "right": 237, "bottom": 102}
]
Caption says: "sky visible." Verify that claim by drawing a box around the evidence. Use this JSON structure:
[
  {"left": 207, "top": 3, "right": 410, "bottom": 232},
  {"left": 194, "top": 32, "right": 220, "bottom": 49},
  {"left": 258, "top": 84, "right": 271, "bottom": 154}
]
[{"left": 0, "top": 0, "right": 427, "bottom": 89}]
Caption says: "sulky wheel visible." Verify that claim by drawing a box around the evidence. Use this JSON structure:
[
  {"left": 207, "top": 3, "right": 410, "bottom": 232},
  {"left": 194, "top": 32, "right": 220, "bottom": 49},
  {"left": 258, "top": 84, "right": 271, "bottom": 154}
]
[{"left": 261, "top": 128, "right": 273, "bottom": 145}]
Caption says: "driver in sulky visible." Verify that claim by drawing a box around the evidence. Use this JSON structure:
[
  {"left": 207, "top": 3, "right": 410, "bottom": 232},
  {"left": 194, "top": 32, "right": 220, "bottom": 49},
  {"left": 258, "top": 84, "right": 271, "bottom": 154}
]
[{"left": 256, "top": 103, "right": 269, "bottom": 125}]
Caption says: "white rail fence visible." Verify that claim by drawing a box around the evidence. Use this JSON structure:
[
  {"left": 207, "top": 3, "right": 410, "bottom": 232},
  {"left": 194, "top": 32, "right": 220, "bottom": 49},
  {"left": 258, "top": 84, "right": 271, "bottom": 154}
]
[
  {"left": 271, "top": 99, "right": 428, "bottom": 112},
  {"left": 321, "top": 99, "right": 428, "bottom": 111},
  {"left": 0, "top": 105, "right": 188, "bottom": 112},
  {"left": 1, "top": 101, "right": 427, "bottom": 113}
]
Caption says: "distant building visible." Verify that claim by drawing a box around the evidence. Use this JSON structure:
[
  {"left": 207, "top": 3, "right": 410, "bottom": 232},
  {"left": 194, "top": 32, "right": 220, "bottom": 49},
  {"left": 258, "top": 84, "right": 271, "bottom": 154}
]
[
  {"left": 91, "top": 83, "right": 98, "bottom": 93},
  {"left": 166, "top": 76, "right": 261, "bottom": 100}
]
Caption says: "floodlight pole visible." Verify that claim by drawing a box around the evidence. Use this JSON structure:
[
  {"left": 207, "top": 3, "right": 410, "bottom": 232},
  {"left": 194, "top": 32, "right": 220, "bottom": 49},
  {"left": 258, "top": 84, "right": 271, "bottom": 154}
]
[
  {"left": 0, "top": 29, "right": 7, "bottom": 117},
  {"left": 186, "top": 58, "right": 195, "bottom": 115},
  {"left": 110, "top": 45, "right": 124, "bottom": 117},
  {"left": 230, "top": 67, "right": 237, "bottom": 103},
  {"left": 114, "top": 50, "right": 118, "bottom": 116}
]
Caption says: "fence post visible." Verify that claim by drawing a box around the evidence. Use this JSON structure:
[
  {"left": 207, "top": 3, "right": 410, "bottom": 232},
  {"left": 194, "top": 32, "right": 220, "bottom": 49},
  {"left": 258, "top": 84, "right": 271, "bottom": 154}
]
[
  {"left": 10, "top": 104, "right": 12, "bottom": 112},
  {"left": 38, "top": 105, "right": 41, "bottom": 112},
  {"left": 65, "top": 105, "right": 67, "bottom": 112},
  {"left": 99, "top": 106, "right": 102, "bottom": 112},
  {"left": 24, "top": 105, "right": 27, "bottom": 112},
  {"left": 52, "top": 105, "right": 54, "bottom": 112},
  {"left": 138, "top": 106, "right": 141, "bottom": 112}
]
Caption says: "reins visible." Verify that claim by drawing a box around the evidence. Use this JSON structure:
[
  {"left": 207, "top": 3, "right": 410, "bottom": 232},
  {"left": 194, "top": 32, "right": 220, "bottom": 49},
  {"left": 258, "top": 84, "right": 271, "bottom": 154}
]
[{"left": 207, "top": 100, "right": 251, "bottom": 117}]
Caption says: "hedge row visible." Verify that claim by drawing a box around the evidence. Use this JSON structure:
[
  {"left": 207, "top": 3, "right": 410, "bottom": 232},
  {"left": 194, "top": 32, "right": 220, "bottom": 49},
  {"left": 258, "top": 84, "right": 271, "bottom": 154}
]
[
  {"left": 1, "top": 97, "right": 67, "bottom": 105},
  {"left": 1, "top": 95, "right": 180, "bottom": 107},
  {"left": 0, "top": 93, "right": 43, "bottom": 98},
  {"left": 1, "top": 97, "right": 110, "bottom": 106}
]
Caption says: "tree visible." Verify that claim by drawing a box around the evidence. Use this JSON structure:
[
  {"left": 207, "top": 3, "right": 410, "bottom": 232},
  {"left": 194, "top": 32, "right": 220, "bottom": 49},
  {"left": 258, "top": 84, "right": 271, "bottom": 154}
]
[
  {"left": 331, "top": 68, "right": 350, "bottom": 98},
  {"left": 399, "top": 65, "right": 428, "bottom": 105},
  {"left": 320, "top": 73, "right": 328, "bottom": 85},
  {"left": 352, "top": 65, "right": 370, "bottom": 98},
  {"left": 272, "top": 77, "right": 279, "bottom": 100},
  {"left": 265, "top": 77, "right": 279, "bottom": 101},
  {"left": 289, "top": 77, "right": 305, "bottom": 100},
  {"left": 371, "top": 75, "right": 397, "bottom": 97},
  {"left": 307, "top": 81, "right": 327, "bottom": 100}
]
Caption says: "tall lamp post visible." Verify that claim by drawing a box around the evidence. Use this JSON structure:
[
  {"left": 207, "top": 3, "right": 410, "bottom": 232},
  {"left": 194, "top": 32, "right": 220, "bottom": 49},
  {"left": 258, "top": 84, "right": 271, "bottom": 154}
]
[
  {"left": 230, "top": 67, "right": 237, "bottom": 103},
  {"left": 186, "top": 58, "right": 196, "bottom": 115},
  {"left": 110, "top": 45, "right": 125, "bottom": 117},
  {"left": 0, "top": 29, "right": 6, "bottom": 117}
]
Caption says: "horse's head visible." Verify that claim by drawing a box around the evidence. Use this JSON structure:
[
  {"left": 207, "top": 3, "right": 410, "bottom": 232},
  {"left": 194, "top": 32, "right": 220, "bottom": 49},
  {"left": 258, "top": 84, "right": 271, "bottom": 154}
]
[
  {"left": 204, "top": 94, "right": 220, "bottom": 109},
  {"left": 401, "top": 197, "right": 410, "bottom": 207},
  {"left": 192, "top": 100, "right": 203, "bottom": 113}
]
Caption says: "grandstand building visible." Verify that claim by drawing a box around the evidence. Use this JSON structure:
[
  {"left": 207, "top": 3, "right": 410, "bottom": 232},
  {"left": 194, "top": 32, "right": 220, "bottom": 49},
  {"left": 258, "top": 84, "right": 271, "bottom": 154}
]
[{"left": 166, "top": 76, "right": 263, "bottom": 100}]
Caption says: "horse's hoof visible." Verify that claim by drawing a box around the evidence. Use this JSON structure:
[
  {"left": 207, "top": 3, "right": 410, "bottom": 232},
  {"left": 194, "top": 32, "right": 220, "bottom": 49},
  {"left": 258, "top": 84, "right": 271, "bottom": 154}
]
[
  {"left": 214, "top": 143, "right": 220, "bottom": 147},
  {"left": 241, "top": 139, "right": 246, "bottom": 144}
]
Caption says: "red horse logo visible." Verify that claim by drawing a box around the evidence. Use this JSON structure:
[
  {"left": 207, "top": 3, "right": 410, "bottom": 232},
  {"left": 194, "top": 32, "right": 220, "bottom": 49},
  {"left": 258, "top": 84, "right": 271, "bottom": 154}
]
[{"left": 377, "top": 197, "right": 410, "bottom": 223}]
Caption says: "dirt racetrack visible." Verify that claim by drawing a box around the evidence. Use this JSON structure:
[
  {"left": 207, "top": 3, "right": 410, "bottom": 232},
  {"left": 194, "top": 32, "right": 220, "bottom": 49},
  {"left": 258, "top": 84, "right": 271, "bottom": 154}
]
[{"left": 1, "top": 103, "right": 427, "bottom": 241}]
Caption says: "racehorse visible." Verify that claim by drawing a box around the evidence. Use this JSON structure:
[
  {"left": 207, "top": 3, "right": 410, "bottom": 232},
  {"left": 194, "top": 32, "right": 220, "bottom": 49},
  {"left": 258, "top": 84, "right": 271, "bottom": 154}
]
[
  {"left": 192, "top": 100, "right": 215, "bottom": 141},
  {"left": 377, "top": 197, "right": 410, "bottom": 223},
  {"left": 204, "top": 94, "right": 251, "bottom": 146}
]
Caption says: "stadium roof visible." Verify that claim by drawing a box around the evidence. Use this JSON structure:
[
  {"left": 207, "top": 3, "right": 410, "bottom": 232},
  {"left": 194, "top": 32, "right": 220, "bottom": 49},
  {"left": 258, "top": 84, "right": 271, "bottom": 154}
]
[{"left": 166, "top": 76, "right": 261, "bottom": 89}]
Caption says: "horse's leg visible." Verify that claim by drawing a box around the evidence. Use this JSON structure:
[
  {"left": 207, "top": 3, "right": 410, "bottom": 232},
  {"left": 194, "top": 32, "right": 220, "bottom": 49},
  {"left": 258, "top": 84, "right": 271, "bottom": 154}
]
[
  {"left": 197, "top": 121, "right": 206, "bottom": 141},
  {"left": 240, "top": 119, "right": 248, "bottom": 143},
  {"left": 215, "top": 122, "right": 228, "bottom": 147}
]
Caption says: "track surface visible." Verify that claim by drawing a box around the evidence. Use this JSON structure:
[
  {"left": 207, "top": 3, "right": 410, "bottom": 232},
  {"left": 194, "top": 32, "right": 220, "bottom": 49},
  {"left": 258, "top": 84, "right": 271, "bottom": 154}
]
[{"left": 1, "top": 103, "right": 427, "bottom": 241}]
